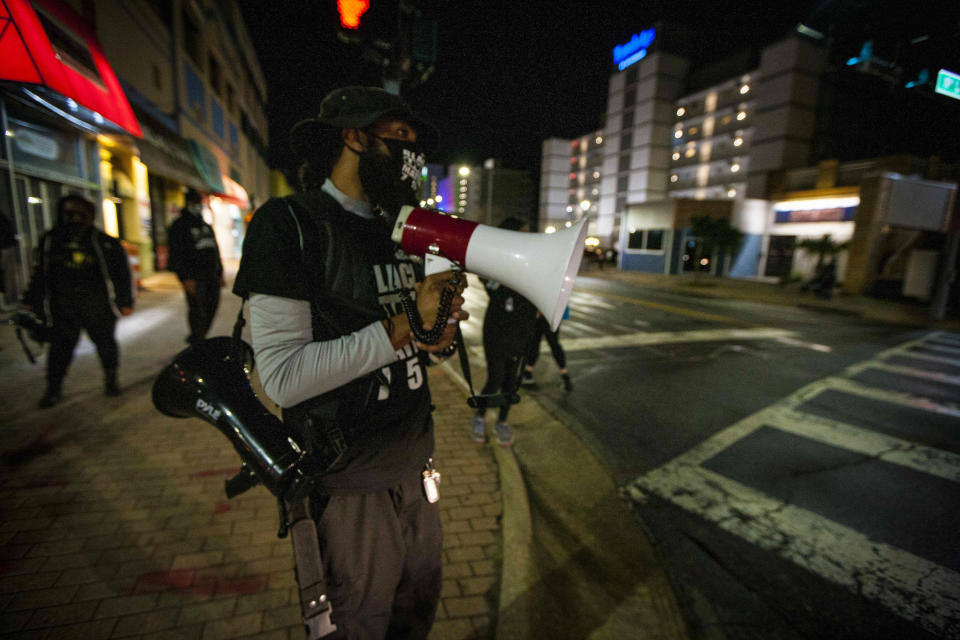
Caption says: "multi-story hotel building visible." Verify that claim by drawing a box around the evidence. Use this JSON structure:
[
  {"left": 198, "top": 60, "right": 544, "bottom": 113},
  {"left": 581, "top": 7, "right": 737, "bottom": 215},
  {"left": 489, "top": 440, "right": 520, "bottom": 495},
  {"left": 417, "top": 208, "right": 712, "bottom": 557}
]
[{"left": 539, "top": 23, "right": 959, "bottom": 304}]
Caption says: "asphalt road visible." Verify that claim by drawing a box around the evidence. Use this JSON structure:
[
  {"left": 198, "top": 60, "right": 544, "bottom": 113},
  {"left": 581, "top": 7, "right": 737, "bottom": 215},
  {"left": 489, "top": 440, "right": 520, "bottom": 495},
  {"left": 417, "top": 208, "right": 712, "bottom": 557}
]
[{"left": 459, "top": 275, "right": 960, "bottom": 640}]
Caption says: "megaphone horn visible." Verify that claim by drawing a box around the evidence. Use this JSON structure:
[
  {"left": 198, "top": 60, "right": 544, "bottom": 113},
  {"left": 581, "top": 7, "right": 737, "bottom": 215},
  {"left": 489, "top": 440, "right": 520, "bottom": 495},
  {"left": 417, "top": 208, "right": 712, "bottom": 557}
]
[{"left": 392, "top": 207, "right": 588, "bottom": 330}]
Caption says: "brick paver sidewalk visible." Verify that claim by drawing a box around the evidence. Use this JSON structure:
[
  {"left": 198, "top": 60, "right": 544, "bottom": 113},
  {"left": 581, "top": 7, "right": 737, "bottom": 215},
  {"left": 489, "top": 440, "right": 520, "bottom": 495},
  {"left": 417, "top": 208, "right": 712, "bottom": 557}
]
[{"left": 0, "top": 274, "right": 501, "bottom": 640}]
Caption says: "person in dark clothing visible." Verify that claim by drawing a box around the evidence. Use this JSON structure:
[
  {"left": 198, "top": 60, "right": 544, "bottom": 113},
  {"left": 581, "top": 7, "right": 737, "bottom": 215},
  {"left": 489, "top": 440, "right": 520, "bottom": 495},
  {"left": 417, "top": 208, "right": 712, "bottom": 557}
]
[
  {"left": 233, "top": 86, "right": 467, "bottom": 639},
  {"left": 167, "top": 189, "right": 224, "bottom": 344},
  {"left": 471, "top": 217, "right": 539, "bottom": 446},
  {"left": 21, "top": 195, "right": 133, "bottom": 407},
  {"left": 521, "top": 310, "right": 572, "bottom": 391}
]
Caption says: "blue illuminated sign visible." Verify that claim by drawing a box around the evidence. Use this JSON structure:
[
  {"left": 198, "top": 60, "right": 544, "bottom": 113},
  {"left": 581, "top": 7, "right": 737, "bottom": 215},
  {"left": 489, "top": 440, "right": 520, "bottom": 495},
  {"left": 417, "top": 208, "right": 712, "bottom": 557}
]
[{"left": 613, "top": 28, "right": 656, "bottom": 71}]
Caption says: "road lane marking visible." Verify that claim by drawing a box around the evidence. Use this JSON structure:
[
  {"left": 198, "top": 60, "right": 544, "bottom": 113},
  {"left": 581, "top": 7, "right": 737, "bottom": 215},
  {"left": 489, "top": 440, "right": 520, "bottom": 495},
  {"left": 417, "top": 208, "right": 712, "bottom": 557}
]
[
  {"left": 530, "top": 328, "right": 796, "bottom": 353},
  {"left": 627, "top": 463, "right": 960, "bottom": 638},
  {"left": 774, "top": 336, "right": 833, "bottom": 352},
  {"left": 574, "top": 289, "right": 751, "bottom": 326}
]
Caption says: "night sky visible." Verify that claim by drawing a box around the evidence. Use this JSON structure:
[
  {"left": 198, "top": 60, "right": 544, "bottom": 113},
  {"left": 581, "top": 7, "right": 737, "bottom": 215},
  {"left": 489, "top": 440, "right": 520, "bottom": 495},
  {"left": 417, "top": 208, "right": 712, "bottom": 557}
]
[{"left": 237, "top": 0, "right": 959, "bottom": 178}]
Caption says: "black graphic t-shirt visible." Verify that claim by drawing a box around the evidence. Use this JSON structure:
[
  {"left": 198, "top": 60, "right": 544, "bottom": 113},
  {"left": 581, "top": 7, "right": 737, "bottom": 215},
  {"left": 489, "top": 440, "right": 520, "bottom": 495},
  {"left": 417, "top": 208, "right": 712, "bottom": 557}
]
[{"left": 234, "top": 191, "right": 433, "bottom": 493}]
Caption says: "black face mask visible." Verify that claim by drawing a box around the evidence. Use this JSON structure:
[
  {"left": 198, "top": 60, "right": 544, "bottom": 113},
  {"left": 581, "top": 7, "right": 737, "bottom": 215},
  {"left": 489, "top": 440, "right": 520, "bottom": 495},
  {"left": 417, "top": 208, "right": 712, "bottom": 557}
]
[
  {"left": 60, "top": 208, "right": 94, "bottom": 235},
  {"left": 357, "top": 135, "right": 426, "bottom": 224}
]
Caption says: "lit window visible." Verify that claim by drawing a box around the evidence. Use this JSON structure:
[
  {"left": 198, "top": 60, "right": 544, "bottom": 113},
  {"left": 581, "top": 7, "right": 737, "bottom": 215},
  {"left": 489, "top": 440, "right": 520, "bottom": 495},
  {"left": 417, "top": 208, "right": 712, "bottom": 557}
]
[
  {"left": 736, "top": 111, "right": 747, "bottom": 121},
  {"left": 733, "top": 137, "right": 743, "bottom": 147},
  {"left": 670, "top": 174, "right": 679, "bottom": 183},
  {"left": 684, "top": 148, "right": 696, "bottom": 158},
  {"left": 674, "top": 130, "right": 683, "bottom": 139},
  {"left": 672, "top": 152, "right": 681, "bottom": 160},
  {"left": 727, "top": 188, "right": 737, "bottom": 197},
  {"left": 676, "top": 107, "right": 686, "bottom": 117},
  {"left": 720, "top": 115, "right": 732, "bottom": 125},
  {"left": 730, "top": 163, "right": 741, "bottom": 173},
  {"left": 689, "top": 126, "right": 698, "bottom": 135},
  {"left": 739, "top": 84, "right": 750, "bottom": 94},
  {"left": 458, "top": 166, "right": 470, "bottom": 176},
  {"left": 595, "top": 136, "right": 603, "bottom": 144}
]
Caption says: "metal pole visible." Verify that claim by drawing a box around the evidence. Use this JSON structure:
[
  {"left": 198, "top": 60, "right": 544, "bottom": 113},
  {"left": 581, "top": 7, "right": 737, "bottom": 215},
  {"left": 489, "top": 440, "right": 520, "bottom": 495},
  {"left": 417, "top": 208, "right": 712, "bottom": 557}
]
[
  {"left": 1, "top": 97, "right": 29, "bottom": 300},
  {"left": 931, "top": 229, "right": 959, "bottom": 320},
  {"left": 930, "top": 189, "right": 959, "bottom": 321}
]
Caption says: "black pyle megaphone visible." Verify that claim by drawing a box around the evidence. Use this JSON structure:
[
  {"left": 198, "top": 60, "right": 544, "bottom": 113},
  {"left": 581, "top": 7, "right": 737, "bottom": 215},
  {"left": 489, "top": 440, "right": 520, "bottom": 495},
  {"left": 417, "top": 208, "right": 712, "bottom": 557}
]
[
  {"left": 152, "top": 337, "right": 318, "bottom": 501},
  {"left": 391, "top": 207, "right": 588, "bottom": 330}
]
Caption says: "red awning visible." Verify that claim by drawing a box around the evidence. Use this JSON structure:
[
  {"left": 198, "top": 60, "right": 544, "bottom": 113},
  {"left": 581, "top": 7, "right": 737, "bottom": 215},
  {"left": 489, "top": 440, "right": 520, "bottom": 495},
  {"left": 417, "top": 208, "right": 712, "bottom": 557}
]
[{"left": 0, "top": 0, "right": 141, "bottom": 137}]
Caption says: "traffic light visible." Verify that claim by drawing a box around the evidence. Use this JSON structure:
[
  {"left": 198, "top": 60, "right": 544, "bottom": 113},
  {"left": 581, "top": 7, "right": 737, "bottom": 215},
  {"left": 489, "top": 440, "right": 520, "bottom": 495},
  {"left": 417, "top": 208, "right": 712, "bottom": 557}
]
[{"left": 337, "top": 0, "right": 370, "bottom": 30}]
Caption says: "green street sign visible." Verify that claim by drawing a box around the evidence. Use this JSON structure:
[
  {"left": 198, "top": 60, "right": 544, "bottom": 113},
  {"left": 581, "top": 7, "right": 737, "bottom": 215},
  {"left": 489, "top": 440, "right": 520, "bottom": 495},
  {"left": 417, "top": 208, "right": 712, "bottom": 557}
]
[{"left": 935, "top": 69, "right": 960, "bottom": 100}]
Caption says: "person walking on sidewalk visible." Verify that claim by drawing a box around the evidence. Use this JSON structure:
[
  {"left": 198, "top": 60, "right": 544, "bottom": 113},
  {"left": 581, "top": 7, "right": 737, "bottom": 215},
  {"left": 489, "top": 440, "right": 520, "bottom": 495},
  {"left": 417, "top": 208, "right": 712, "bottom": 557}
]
[
  {"left": 168, "top": 189, "right": 224, "bottom": 344},
  {"left": 521, "top": 308, "right": 573, "bottom": 391},
  {"left": 21, "top": 195, "right": 133, "bottom": 407},
  {"left": 233, "top": 86, "right": 467, "bottom": 639},
  {"left": 472, "top": 217, "right": 539, "bottom": 446}
]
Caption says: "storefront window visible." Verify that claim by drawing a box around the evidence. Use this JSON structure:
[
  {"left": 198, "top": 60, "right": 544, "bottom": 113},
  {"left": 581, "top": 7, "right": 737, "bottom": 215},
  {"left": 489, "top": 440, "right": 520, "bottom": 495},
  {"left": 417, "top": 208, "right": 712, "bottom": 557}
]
[{"left": 7, "top": 118, "right": 82, "bottom": 179}]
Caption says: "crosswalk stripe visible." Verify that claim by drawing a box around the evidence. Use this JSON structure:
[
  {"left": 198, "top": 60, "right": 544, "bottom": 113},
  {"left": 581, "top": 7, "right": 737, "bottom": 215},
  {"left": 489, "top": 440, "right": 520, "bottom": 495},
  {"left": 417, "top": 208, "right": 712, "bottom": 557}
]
[
  {"left": 823, "top": 376, "right": 960, "bottom": 419},
  {"left": 857, "top": 361, "right": 960, "bottom": 387},
  {"left": 914, "top": 343, "right": 960, "bottom": 357},
  {"left": 882, "top": 349, "right": 960, "bottom": 367},
  {"left": 627, "top": 331, "right": 960, "bottom": 636},
  {"left": 628, "top": 463, "right": 960, "bottom": 638},
  {"left": 764, "top": 405, "right": 960, "bottom": 483}
]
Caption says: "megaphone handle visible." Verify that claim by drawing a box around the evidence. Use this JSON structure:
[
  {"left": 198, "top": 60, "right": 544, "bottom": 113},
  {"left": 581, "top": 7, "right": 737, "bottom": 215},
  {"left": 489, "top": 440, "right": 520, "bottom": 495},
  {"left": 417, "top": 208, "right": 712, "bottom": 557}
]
[{"left": 399, "top": 287, "right": 454, "bottom": 345}]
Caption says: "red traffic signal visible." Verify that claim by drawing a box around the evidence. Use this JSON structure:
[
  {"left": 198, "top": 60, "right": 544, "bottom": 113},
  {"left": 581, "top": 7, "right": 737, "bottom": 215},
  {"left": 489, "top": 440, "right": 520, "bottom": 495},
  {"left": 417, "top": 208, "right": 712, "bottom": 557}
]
[{"left": 337, "top": 0, "right": 370, "bottom": 29}]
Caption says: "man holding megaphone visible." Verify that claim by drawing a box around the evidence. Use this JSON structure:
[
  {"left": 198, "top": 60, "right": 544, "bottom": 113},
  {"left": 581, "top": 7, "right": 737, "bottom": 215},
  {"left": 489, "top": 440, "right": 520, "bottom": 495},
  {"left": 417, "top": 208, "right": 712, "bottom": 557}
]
[{"left": 233, "top": 86, "right": 467, "bottom": 639}]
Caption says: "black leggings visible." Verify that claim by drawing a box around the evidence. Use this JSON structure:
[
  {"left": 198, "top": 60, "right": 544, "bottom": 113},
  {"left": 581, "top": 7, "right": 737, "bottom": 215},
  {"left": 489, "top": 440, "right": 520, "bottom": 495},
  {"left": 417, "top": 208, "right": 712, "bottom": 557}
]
[
  {"left": 47, "top": 296, "right": 118, "bottom": 387},
  {"left": 525, "top": 316, "right": 567, "bottom": 370},
  {"left": 478, "top": 353, "right": 524, "bottom": 422}
]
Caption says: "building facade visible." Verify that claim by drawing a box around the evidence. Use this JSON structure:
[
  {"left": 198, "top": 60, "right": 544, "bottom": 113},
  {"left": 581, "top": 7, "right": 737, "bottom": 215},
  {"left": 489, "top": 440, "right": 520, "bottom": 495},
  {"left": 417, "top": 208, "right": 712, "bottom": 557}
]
[
  {"left": 434, "top": 160, "right": 535, "bottom": 227},
  {"left": 0, "top": 0, "right": 269, "bottom": 308},
  {"left": 539, "top": 22, "right": 959, "bottom": 306}
]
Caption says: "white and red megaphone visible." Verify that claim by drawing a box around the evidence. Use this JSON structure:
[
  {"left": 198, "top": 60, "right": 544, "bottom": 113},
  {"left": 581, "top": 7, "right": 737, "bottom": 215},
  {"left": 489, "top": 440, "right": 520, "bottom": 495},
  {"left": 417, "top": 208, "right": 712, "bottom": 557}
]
[{"left": 391, "top": 206, "right": 588, "bottom": 330}]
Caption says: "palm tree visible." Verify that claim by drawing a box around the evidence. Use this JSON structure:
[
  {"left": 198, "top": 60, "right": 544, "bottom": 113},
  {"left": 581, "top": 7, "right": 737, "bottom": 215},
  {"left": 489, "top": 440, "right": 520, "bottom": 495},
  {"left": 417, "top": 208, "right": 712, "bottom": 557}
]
[
  {"left": 689, "top": 216, "right": 744, "bottom": 278},
  {"left": 796, "top": 234, "right": 849, "bottom": 271}
]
